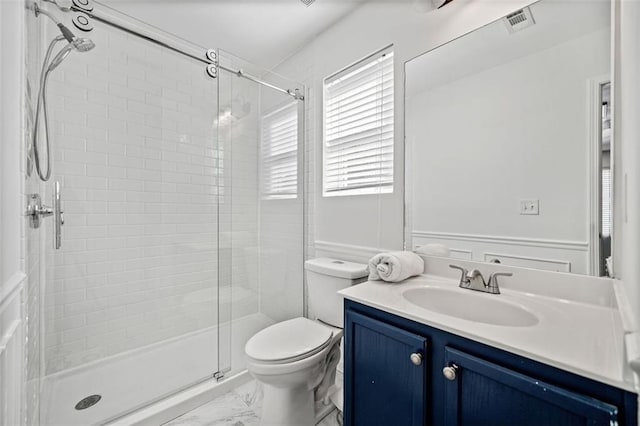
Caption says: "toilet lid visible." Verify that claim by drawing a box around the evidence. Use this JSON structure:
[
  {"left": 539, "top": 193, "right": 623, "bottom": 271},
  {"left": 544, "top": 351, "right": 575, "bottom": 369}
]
[{"left": 245, "top": 317, "right": 333, "bottom": 363}]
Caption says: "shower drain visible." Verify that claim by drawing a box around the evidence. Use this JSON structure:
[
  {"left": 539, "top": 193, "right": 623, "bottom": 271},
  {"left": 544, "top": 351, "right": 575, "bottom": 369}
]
[{"left": 74, "top": 395, "right": 102, "bottom": 410}]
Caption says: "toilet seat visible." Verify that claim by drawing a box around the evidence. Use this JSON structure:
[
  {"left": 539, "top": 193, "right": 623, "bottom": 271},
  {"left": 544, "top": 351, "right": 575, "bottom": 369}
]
[{"left": 245, "top": 317, "right": 334, "bottom": 364}]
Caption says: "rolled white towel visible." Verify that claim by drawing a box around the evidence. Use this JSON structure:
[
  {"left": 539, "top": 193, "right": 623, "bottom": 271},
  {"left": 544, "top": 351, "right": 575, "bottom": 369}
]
[
  {"left": 368, "top": 251, "right": 424, "bottom": 283},
  {"left": 415, "top": 243, "right": 451, "bottom": 257}
]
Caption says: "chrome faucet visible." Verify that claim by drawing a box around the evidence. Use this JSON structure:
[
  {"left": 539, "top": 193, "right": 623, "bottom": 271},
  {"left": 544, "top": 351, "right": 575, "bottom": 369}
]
[{"left": 449, "top": 264, "right": 512, "bottom": 295}]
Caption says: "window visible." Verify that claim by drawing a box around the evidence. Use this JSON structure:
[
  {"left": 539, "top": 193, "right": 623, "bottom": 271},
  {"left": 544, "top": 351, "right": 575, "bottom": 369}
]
[
  {"left": 260, "top": 101, "right": 298, "bottom": 199},
  {"left": 323, "top": 46, "right": 394, "bottom": 196}
]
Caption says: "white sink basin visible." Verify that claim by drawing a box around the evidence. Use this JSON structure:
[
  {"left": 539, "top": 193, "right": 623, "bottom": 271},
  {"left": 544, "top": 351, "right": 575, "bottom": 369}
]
[{"left": 402, "top": 286, "right": 539, "bottom": 327}]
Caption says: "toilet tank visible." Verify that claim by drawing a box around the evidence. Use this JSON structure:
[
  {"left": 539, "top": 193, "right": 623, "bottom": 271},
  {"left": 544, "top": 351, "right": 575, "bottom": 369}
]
[{"left": 305, "top": 258, "right": 368, "bottom": 328}]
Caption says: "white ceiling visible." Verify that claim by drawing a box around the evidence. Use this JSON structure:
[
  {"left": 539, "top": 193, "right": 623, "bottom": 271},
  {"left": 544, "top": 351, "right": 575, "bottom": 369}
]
[
  {"left": 406, "top": 0, "right": 611, "bottom": 95},
  {"left": 99, "top": 0, "right": 369, "bottom": 70}
]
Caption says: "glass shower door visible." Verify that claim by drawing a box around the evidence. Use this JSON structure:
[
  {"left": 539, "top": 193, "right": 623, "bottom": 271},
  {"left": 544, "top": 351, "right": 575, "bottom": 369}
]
[
  {"left": 216, "top": 49, "right": 305, "bottom": 377},
  {"left": 38, "top": 9, "right": 225, "bottom": 424}
]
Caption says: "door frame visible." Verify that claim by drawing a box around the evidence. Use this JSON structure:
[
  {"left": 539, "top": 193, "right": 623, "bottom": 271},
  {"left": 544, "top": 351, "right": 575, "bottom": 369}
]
[
  {"left": 0, "top": 0, "right": 27, "bottom": 424},
  {"left": 587, "top": 75, "right": 612, "bottom": 276}
]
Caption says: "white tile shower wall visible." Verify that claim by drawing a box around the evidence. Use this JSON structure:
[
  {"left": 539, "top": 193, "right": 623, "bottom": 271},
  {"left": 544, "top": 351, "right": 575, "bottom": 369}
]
[
  {"left": 273, "top": 0, "right": 537, "bottom": 262},
  {"left": 41, "top": 23, "right": 259, "bottom": 374}
]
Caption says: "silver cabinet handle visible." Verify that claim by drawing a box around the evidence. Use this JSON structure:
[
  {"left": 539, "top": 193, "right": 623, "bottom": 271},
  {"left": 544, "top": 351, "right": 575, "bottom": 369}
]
[
  {"left": 442, "top": 364, "right": 459, "bottom": 380},
  {"left": 410, "top": 352, "right": 423, "bottom": 366},
  {"left": 53, "top": 181, "right": 63, "bottom": 249}
]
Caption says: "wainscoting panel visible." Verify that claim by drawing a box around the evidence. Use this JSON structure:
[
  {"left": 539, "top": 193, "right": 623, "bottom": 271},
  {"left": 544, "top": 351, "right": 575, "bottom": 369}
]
[
  {"left": 449, "top": 249, "right": 473, "bottom": 261},
  {"left": 0, "top": 275, "right": 25, "bottom": 426},
  {"left": 482, "top": 252, "right": 572, "bottom": 273},
  {"left": 411, "top": 231, "right": 590, "bottom": 274}
]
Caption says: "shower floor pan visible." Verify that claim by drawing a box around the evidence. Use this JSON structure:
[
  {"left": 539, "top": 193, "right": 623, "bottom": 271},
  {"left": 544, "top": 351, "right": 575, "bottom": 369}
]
[{"left": 40, "top": 313, "right": 273, "bottom": 426}]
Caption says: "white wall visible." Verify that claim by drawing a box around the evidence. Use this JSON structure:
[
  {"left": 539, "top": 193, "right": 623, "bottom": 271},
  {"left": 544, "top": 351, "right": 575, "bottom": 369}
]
[
  {"left": 273, "top": 0, "right": 538, "bottom": 262},
  {"left": 406, "top": 27, "right": 610, "bottom": 274},
  {"left": 0, "top": 1, "right": 28, "bottom": 424},
  {"left": 614, "top": 0, "right": 640, "bottom": 330},
  {"left": 0, "top": 1, "right": 23, "bottom": 292}
]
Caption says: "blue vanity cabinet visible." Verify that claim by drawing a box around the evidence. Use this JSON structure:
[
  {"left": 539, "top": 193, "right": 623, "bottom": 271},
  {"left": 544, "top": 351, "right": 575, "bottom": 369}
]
[
  {"left": 344, "top": 300, "right": 638, "bottom": 426},
  {"left": 443, "top": 347, "right": 618, "bottom": 426},
  {"left": 344, "top": 311, "right": 428, "bottom": 426}
]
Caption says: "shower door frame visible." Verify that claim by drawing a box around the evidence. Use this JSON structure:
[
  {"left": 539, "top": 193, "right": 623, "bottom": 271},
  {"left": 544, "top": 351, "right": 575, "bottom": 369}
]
[{"left": 61, "top": 0, "right": 304, "bottom": 102}]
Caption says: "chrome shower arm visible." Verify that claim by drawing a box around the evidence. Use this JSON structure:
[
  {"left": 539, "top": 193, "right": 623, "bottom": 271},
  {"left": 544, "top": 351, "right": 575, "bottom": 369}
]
[
  {"left": 34, "top": 4, "right": 76, "bottom": 43},
  {"left": 42, "top": 0, "right": 73, "bottom": 12},
  {"left": 34, "top": 4, "right": 63, "bottom": 25}
]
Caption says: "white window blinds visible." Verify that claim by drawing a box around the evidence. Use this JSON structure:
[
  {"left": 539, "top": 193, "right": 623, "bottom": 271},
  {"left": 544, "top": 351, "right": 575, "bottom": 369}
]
[
  {"left": 323, "top": 46, "right": 394, "bottom": 196},
  {"left": 260, "top": 101, "right": 298, "bottom": 199}
]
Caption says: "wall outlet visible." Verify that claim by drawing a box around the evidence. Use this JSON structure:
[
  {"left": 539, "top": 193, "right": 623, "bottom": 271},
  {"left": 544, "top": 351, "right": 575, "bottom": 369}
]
[{"left": 519, "top": 199, "right": 539, "bottom": 215}]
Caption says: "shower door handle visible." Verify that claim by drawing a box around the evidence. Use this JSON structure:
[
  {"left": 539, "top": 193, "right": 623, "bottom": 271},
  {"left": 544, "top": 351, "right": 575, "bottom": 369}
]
[{"left": 53, "top": 181, "right": 64, "bottom": 250}]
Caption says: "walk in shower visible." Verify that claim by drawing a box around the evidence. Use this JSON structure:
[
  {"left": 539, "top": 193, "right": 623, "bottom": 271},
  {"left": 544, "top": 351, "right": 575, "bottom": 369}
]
[{"left": 24, "top": 1, "right": 305, "bottom": 424}]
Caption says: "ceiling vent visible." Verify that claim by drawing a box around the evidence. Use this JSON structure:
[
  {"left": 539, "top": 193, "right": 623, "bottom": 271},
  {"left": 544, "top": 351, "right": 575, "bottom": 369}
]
[
  {"left": 300, "top": 0, "right": 315, "bottom": 6},
  {"left": 503, "top": 7, "right": 535, "bottom": 34}
]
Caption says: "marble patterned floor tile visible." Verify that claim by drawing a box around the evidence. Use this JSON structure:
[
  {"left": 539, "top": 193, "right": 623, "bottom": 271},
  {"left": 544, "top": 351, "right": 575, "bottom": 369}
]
[
  {"left": 165, "top": 380, "right": 340, "bottom": 426},
  {"left": 232, "top": 379, "right": 263, "bottom": 411},
  {"left": 163, "top": 391, "right": 259, "bottom": 426},
  {"left": 317, "top": 410, "right": 340, "bottom": 426}
]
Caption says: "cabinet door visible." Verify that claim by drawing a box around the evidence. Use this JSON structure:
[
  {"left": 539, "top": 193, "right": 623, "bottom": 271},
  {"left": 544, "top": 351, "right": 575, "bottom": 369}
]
[
  {"left": 443, "top": 347, "right": 618, "bottom": 426},
  {"left": 345, "top": 311, "right": 427, "bottom": 426}
]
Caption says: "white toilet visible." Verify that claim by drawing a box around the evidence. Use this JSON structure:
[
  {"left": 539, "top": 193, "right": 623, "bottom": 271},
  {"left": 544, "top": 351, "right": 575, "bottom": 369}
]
[{"left": 244, "top": 258, "right": 368, "bottom": 426}]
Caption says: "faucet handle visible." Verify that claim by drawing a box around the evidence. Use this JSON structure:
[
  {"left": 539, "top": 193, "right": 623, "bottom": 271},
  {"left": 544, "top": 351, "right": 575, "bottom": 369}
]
[
  {"left": 488, "top": 271, "right": 513, "bottom": 293},
  {"left": 449, "top": 264, "right": 468, "bottom": 286}
]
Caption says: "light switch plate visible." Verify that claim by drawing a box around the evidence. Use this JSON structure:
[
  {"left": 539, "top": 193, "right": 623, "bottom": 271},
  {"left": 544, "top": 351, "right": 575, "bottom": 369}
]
[{"left": 520, "top": 199, "right": 539, "bottom": 215}]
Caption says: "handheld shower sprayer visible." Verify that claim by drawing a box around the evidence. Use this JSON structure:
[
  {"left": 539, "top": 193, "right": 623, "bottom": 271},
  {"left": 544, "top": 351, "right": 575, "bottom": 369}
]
[
  {"left": 47, "top": 35, "right": 95, "bottom": 71},
  {"left": 30, "top": 4, "right": 95, "bottom": 181}
]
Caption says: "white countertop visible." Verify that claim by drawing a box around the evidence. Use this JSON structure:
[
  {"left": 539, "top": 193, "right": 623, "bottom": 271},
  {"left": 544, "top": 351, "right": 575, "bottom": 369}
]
[{"left": 339, "top": 274, "right": 636, "bottom": 393}]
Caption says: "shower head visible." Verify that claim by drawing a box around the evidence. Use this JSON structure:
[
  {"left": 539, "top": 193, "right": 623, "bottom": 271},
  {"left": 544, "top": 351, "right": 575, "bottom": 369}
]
[
  {"left": 47, "top": 37, "right": 95, "bottom": 71},
  {"left": 56, "top": 21, "right": 95, "bottom": 51},
  {"left": 72, "top": 37, "right": 95, "bottom": 52},
  {"left": 53, "top": 16, "right": 96, "bottom": 55}
]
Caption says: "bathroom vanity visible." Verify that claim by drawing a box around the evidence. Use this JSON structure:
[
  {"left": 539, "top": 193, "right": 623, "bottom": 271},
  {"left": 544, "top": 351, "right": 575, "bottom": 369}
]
[
  {"left": 377, "top": 1, "right": 640, "bottom": 421},
  {"left": 340, "top": 274, "right": 638, "bottom": 426}
]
